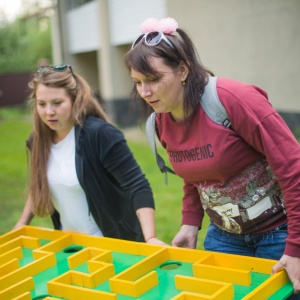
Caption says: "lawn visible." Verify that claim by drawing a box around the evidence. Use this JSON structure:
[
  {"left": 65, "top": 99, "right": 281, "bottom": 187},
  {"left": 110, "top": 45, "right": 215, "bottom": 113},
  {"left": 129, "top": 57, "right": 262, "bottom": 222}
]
[{"left": 0, "top": 107, "right": 208, "bottom": 248}]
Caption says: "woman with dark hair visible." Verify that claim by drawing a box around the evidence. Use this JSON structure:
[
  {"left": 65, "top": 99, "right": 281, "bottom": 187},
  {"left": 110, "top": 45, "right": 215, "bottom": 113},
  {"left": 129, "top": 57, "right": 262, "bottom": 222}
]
[
  {"left": 125, "top": 17, "right": 300, "bottom": 296},
  {"left": 14, "top": 64, "right": 166, "bottom": 245}
]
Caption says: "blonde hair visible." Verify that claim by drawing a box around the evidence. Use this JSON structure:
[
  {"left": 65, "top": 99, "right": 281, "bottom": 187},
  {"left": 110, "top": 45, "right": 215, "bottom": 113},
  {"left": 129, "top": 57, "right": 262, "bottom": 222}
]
[{"left": 27, "top": 67, "right": 109, "bottom": 217}]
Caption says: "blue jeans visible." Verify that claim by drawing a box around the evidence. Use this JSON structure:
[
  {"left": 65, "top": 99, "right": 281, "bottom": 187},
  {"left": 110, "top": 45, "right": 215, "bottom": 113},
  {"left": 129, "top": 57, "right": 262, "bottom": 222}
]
[
  {"left": 204, "top": 222, "right": 300, "bottom": 299},
  {"left": 204, "top": 222, "right": 287, "bottom": 260}
]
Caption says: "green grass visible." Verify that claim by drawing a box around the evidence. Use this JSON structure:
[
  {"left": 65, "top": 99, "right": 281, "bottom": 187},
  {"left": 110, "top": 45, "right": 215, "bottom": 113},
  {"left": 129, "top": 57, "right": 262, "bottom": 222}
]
[
  {"left": 0, "top": 107, "right": 54, "bottom": 233},
  {"left": 0, "top": 107, "right": 208, "bottom": 248}
]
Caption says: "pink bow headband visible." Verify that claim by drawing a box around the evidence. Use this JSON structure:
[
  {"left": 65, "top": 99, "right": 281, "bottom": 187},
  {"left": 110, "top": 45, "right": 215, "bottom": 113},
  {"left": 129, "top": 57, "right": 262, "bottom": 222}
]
[{"left": 140, "top": 17, "right": 178, "bottom": 35}]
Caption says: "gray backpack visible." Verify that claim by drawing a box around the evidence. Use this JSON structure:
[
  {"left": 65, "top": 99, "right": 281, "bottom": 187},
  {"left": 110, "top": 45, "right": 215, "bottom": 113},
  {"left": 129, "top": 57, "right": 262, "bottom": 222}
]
[{"left": 145, "top": 76, "right": 232, "bottom": 184}]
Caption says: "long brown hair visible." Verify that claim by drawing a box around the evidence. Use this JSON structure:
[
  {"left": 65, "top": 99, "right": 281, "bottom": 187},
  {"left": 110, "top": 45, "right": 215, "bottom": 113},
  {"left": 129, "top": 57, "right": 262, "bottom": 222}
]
[
  {"left": 27, "top": 67, "right": 109, "bottom": 217},
  {"left": 125, "top": 28, "right": 214, "bottom": 122}
]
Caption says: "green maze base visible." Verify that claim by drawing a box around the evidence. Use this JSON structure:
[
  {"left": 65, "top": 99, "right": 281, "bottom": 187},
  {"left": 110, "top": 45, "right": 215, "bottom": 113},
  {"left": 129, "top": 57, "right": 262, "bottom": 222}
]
[{"left": 0, "top": 226, "right": 294, "bottom": 300}]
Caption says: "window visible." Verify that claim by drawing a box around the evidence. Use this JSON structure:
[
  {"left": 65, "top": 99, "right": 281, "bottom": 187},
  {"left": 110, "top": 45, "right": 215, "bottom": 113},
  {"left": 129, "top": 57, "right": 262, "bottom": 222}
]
[{"left": 66, "top": 0, "right": 93, "bottom": 10}]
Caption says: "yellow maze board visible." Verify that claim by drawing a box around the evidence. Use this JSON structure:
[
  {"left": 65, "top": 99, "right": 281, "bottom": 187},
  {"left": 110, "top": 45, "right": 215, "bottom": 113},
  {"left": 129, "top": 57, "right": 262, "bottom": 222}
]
[{"left": 0, "top": 226, "right": 294, "bottom": 300}]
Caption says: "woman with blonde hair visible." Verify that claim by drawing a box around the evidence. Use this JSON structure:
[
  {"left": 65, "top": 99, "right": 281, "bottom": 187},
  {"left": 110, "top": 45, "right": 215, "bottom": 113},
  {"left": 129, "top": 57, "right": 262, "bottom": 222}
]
[{"left": 14, "top": 64, "right": 166, "bottom": 245}]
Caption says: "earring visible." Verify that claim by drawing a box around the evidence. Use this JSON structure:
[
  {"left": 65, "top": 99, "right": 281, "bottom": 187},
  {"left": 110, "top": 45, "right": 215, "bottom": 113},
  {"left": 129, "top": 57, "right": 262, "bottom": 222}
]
[{"left": 182, "top": 80, "right": 186, "bottom": 86}]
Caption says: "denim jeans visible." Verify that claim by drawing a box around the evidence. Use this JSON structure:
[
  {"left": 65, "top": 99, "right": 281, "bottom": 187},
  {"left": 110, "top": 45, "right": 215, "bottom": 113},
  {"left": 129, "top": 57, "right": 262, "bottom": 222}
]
[
  {"left": 204, "top": 222, "right": 300, "bottom": 299},
  {"left": 204, "top": 222, "right": 287, "bottom": 260}
]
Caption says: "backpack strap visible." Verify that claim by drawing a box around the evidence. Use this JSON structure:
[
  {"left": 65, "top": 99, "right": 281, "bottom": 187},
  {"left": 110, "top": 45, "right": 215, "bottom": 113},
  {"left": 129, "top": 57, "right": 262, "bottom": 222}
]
[
  {"left": 145, "top": 112, "right": 175, "bottom": 185},
  {"left": 200, "top": 76, "right": 231, "bottom": 128},
  {"left": 145, "top": 76, "right": 231, "bottom": 184}
]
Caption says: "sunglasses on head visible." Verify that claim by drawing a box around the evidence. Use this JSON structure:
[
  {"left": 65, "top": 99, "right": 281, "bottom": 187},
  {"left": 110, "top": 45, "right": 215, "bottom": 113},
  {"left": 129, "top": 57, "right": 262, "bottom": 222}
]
[
  {"left": 37, "top": 64, "right": 75, "bottom": 76},
  {"left": 131, "top": 31, "right": 174, "bottom": 50}
]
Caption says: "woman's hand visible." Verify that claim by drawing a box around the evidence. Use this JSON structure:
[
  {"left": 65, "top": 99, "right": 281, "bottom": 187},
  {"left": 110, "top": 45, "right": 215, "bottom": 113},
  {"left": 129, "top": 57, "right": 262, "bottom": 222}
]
[
  {"left": 146, "top": 237, "right": 169, "bottom": 246},
  {"left": 172, "top": 224, "right": 198, "bottom": 248},
  {"left": 13, "top": 196, "right": 34, "bottom": 231},
  {"left": 13, "top": 220, "right": 28, "bottom": 230},
  {"left": 272, "top": 254, "right": 300, "bottom": 294}
]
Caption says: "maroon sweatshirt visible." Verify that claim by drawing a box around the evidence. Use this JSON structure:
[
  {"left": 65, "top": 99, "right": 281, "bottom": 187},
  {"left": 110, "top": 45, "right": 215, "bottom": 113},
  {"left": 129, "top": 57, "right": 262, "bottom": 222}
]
[{"left": 156, "top": 77, "right": 300, "bottom": 257}]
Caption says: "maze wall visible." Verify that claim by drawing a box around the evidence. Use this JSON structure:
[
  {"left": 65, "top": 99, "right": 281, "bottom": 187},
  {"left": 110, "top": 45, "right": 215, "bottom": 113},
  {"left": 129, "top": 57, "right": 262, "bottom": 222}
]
[{"left": 0, "top": 226, "right": 293, "bottom": 299}]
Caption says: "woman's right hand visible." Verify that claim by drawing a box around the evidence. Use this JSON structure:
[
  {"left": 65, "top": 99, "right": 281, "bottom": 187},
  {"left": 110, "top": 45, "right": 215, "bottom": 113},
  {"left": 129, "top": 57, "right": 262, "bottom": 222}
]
[
  {"left": 172, "top": 224, "right": 198, "bottom": 249},
  {"left": 13, "top": 220, "right": 28, "bottom": 230},
  {"left": 12, "top": 196, "right": 34, "bottom": 231}
]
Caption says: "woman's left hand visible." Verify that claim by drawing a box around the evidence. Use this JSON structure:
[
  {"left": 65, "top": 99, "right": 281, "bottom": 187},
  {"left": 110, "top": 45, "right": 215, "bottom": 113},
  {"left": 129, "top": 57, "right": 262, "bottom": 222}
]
[
  {"left": 272, "top": 254, "right": 300, "bottom": 294},
  {"left": 146, "top": 237, "right": 169, "bottom": 246}
]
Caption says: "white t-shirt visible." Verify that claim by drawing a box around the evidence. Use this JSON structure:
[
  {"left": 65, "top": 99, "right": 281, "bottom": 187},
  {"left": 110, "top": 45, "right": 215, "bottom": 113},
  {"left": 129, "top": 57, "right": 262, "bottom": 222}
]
[{"left": 47, "top": 127, "right": 103, "bottom": 236}]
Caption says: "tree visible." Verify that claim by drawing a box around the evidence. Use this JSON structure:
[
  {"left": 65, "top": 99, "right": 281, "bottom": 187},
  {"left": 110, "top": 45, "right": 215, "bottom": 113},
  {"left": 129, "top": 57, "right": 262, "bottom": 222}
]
[{"left": 0, "top": 12, "right": 52, "bottom": 74}]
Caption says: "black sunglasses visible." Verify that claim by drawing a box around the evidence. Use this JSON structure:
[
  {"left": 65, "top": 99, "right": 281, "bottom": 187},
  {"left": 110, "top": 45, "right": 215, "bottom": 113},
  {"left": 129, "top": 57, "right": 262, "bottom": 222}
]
[
  {"left": 131, "top": 31, "right": 174, "bottom": 49},
  {"left": 37, "top": 64, "right": 75, "bottom": 76}
]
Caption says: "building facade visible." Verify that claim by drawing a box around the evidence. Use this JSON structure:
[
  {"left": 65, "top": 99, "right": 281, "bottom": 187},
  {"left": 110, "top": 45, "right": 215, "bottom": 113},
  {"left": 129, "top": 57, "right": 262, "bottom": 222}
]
[{"left": 52, "top": 0, "right": 300, "bottom": 128}]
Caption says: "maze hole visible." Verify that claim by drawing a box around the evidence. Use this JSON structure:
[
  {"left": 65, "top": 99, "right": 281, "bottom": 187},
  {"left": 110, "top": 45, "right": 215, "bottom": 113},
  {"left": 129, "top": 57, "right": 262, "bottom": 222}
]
[
  {"left": 32, "top": 295, "right": 51, "bottom": 300},
  {"left": 63, "top": 246, "right": 83, "bottom": 253},
  {"left": 160, "top": 261, "right": 182, "bottom": 270}
]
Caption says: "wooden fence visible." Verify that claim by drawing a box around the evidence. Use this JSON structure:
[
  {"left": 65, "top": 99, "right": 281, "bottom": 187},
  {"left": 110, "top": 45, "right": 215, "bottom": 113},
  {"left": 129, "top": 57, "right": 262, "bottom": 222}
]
[{"left": 0, "top": 72, "right": 32, "bottom": 107}]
